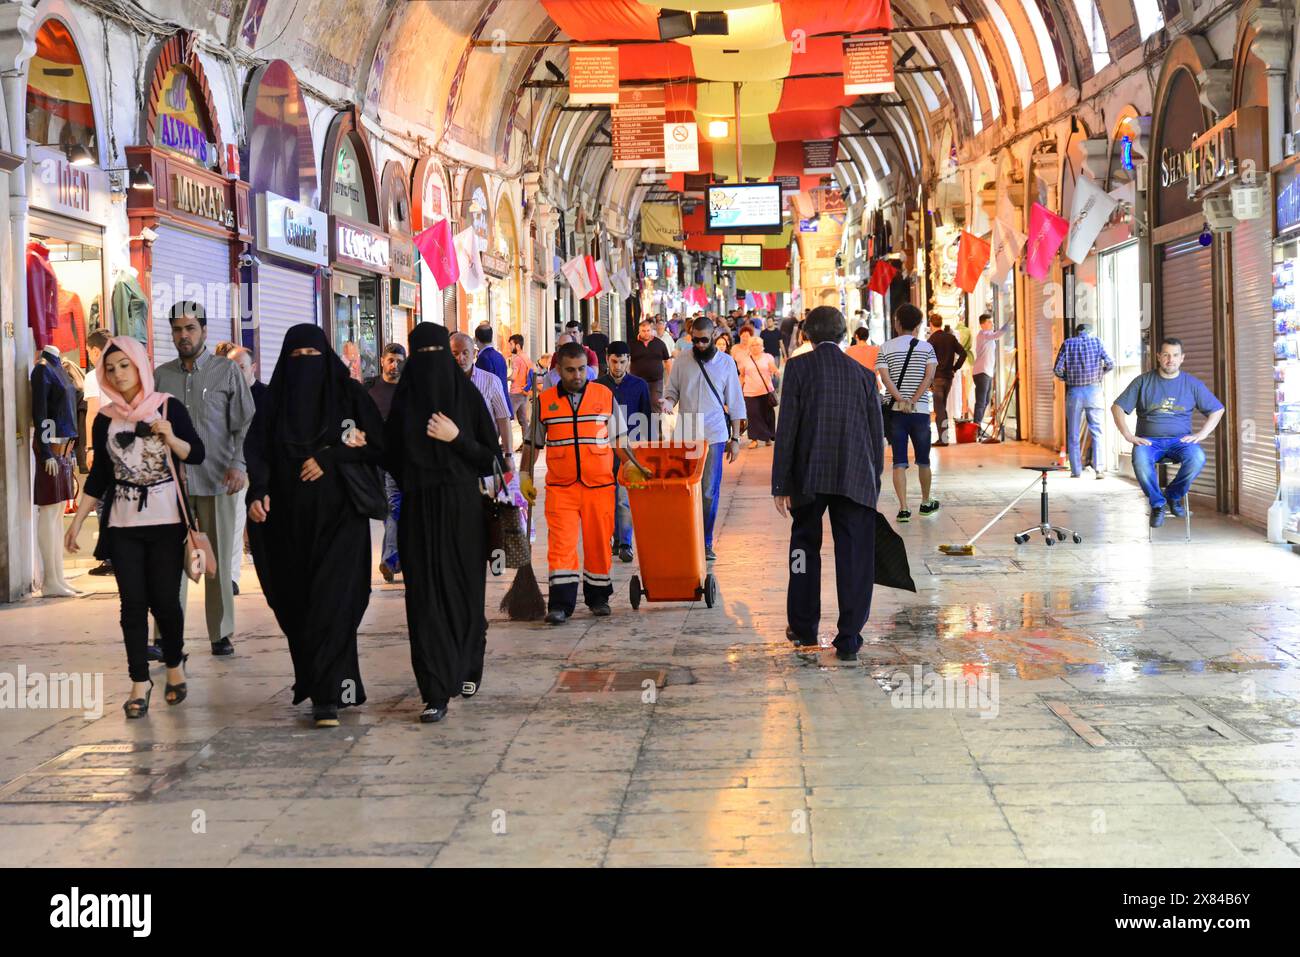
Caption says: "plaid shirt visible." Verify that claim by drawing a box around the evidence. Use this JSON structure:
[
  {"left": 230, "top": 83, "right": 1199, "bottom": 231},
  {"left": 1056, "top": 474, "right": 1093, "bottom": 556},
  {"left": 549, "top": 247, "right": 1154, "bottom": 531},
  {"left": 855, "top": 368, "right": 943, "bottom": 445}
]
[
  {"left": 772, "top": 342, "right": 885, "bottom": 510},
  {"left": 1053, "top": 333, "right": 1113, "bottom": 387}
]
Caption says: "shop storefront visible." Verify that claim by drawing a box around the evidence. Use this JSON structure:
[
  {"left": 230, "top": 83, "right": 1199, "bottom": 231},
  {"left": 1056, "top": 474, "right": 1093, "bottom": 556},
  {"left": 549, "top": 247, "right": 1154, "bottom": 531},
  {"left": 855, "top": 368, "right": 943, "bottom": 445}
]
[
  {"left": 460, "top": 170, "right": 492, "bottom": 330},
  {"left": 382, "top": 162, "right": 416, "bottom": 352},
  {"left": 26, "top": 15, "right": 114, "bottom": 366},
  {"left": 411, "top": 154, "right": 450, "bottom": 326},
  {"left": 322, "top": 108, "right": 390, "bottom": 382},
  {"left": 1273, "top": 159, "right": 1300, "bottom": 543},
  {"left": 487, "top": 195, "right": 520, "bottom": 341},
  {"left": 1027, "top": 143, "right": 1062, "bottom": 450},
  {"left": 244, "top": 59, "right": 323, "bottom": 380},
  {"left": 127, "top": 32, "right": 249, "bottom": 365}
]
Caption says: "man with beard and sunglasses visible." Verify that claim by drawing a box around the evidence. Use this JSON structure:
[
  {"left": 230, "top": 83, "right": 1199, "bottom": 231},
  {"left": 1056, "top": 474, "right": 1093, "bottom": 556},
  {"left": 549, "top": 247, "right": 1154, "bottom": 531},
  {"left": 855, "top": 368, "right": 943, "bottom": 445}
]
[{"left": 662, "top": 316, "right": 746, "bottom": 563}]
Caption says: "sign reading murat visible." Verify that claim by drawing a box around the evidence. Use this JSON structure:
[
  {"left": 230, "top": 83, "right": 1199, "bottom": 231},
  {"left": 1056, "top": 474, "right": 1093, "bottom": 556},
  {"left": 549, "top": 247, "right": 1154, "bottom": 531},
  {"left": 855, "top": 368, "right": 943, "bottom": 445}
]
[{"left": 171, "top": 171, "right": 234, "bottom": 227}]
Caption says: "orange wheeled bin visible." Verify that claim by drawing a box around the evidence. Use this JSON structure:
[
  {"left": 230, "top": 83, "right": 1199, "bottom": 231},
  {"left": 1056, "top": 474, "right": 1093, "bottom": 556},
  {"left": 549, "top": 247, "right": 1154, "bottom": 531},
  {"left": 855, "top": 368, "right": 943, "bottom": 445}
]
[{"left": 621, "top": 441, "right": 718, "bottom": 609}]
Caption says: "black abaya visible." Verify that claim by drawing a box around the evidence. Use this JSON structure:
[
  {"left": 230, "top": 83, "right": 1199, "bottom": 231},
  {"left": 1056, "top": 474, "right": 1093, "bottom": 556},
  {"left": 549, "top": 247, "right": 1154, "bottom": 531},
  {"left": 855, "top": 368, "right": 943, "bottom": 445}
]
[
  {"left": 245, "top": 324, "right": 385, "bottom": 708},
  {"left": 384, "top": 323, "right": 502, "bottom": 709}
]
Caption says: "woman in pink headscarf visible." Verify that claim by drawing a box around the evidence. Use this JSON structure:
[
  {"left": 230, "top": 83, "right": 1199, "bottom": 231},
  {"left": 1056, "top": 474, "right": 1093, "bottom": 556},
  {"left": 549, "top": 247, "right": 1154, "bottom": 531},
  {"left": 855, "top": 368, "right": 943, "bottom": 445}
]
[{"left": 64, "top": 337, "right": 206, "bottom": 718}]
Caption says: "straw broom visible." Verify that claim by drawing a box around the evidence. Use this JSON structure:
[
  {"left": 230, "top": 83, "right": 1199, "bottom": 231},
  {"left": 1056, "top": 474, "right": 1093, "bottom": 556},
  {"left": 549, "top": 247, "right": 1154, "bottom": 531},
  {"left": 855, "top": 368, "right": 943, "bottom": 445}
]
[{"left": 501, "top": 389, "right": 546, "bottom": 620}]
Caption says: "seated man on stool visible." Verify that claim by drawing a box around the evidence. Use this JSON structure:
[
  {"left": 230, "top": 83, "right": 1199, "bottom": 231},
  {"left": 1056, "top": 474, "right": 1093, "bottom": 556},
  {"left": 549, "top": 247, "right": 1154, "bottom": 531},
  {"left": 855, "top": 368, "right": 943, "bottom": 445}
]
[{"left": 1111, "top": 336, "right": 1224, "bottom": 527}]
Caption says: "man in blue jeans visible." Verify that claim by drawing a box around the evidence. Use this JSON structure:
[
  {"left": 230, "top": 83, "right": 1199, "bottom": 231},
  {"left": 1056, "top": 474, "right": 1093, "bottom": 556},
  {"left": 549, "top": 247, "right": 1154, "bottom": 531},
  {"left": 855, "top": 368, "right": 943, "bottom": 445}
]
[
  {"left": 1054, "top": 323, "right": 1114, "bottom": 479},
  {"left": 596, "top": 342, "right": 651, "bottom": 562},
  {"left": 1111, "top": 336, "right": 1224, "bottom": 527},
  {"left": 663, "top": 316, "right": 746, "bottom": 561}
]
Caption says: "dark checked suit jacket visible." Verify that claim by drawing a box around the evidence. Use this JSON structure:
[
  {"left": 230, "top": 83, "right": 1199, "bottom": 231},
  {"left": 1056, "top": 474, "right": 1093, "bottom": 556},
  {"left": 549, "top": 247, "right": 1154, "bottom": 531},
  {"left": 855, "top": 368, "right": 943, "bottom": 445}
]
[{"left": 771, "top": 341, "right": 885, "bottom": 510}]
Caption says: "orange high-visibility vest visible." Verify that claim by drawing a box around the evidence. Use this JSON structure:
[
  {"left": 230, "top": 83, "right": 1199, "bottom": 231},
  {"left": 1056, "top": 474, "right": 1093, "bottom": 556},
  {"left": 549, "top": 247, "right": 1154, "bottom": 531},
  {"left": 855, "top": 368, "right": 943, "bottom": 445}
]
[{"left": 537, "top": 383, "right": 616, "bottom": 488}]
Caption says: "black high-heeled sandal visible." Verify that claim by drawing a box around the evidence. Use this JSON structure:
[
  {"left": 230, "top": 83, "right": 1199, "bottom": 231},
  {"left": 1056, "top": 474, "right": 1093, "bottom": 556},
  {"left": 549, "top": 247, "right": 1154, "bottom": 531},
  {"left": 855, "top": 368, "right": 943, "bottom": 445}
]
[
  {"left": 165, "top": 653, "right": 189, "bottom": 705},
  {"left": 123, "top": 679, "right": 154, "bottom": 719}
]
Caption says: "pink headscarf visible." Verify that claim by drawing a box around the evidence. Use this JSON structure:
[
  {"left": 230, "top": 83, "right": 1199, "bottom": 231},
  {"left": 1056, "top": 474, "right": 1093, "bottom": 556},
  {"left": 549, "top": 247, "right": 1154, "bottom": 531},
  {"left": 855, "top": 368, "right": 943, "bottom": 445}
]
[{"left": 97, "top": 336, "right": 169, "bottom": 423}]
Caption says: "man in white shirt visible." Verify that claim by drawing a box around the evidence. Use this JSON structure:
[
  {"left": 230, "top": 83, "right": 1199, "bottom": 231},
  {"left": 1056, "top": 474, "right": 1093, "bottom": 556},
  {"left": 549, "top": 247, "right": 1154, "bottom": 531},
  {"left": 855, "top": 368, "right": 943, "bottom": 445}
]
[
  {"left": 972, "top": 312, "right": 1012, "bottom": 428},
  {"left": 662, "top": 316, "right": 746, "bottom": 562},
  {"left": 877, "top": 304, "right": 939, "bottom": 522}
]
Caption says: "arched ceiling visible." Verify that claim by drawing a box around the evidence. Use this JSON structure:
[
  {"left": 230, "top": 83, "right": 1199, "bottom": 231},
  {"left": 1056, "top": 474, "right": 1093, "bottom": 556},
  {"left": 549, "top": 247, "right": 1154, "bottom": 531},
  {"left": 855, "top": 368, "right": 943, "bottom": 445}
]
[{"left": 150, "top": 0, "right": 1180, "bottom": 219}]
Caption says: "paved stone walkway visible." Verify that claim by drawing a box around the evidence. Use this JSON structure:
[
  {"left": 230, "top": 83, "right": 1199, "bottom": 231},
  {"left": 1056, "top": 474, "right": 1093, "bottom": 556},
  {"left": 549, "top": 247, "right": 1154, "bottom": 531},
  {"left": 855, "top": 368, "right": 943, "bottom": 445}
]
[{"left": 2, "top": 441, "right": 1299, "bottom": 866}]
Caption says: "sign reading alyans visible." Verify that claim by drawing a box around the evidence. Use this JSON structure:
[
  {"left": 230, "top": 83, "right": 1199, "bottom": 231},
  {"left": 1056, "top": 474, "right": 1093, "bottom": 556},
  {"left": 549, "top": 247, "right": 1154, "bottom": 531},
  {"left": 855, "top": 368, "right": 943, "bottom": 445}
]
[
  {"left": 171, "top": 172, "right": 234, "bottom": 228},
  {"left": 259, "top": 191, "right": 329, "bottom": 266},
  {"left": 335, "top": 221, "right": 390, "bottom": 270}
]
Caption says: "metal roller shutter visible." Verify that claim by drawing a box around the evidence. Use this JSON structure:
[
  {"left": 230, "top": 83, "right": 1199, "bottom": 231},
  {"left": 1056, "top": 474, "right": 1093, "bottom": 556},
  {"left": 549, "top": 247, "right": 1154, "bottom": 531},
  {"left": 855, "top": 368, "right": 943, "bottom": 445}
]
[
  {"left": 1159, "top": 236, "right": 1218, "bottom": 502},
  {"left": 530, "top": 282, "right": 544, "bottom": 355},
  {"left": 1233, "top": 214, "right": 1277, "bottom": 528},
  {"left": 149, "top": 224, "right": 234, "bottom": 367},
  {"left": 256, "top": 262, "right": 316, "bottom": 382},
  {"left": 1027, "top": 277, "right": 1057, "bottom": 447},
  {"left": 443, "top": 285, "right": 458, "bottom": 332}
]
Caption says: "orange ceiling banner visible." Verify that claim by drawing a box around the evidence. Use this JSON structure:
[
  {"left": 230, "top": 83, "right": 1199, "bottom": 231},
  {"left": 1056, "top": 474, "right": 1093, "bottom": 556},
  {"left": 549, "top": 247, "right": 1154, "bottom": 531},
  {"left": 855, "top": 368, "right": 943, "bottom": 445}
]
[{"left": 543, "top": 1, "right": 892, "bottom": 43}]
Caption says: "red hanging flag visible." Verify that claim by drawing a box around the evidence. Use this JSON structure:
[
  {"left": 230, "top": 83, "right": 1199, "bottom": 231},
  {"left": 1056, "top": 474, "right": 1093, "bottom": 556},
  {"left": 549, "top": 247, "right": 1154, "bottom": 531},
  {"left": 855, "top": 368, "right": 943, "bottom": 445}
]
[
  {"left": 582, "top": 254, "right": 602, "bottom": 298},
  {"left": 867, "top": 258, "right": 897, "bottom": 295},
  {"left": 954, "top": 231, "right": 991, "bottom": 294},
  {"left": 413, "top": 220, "right": 459, "bottom": 290}
]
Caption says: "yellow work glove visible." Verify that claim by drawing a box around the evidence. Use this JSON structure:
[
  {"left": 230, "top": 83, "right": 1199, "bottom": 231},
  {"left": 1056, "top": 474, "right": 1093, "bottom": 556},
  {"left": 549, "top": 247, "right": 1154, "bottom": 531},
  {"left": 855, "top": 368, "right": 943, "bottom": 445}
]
[
  {"left": 623, "top": 462, "right": 654, "bottom": 488},
  {"left": 520, "top": 472, "right": 537, "bottom": 505}
]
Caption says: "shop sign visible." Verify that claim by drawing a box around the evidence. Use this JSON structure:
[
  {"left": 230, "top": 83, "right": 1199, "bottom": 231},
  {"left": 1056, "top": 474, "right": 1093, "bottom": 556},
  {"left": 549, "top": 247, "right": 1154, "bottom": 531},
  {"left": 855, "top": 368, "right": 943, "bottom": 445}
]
[
  {"left": 843, "top": 35, "right": 894, "bottom": 96},
  {"left": 29, "top": 145, "right": 110, "bottom": 223},
  {"left": 481, "top": 251, "right": 510, "bottom": 278},
  {"left": 664, "top": 121, "right": 699, "bottom": 174},
  {"left": 799, "top": 218, "right": 818, "bottom": 232},
  {"left": 259, "top": 191, "right": 328, "bottom": 266},
  {"left": 172, "top": 171, "right": 234, "bottom": 228},
  {"left": 1162, "top": 116, "right": 1236, "bottom": 200},
  {"left": 569, "top": 47, "right": 619, "bottom": 105},
  {"left": 612, "top": 87, "right": 665, "bottom": 169},
  {"left": 774, "top": 175, "right": 799, "bottom": 193},
  {"left": 391, "top": 278, "right": 417, "bottom": 309},
  {"left": 390, "top": 235, "right": 416, "bottom": 279},
  {"left": 1276, "top": 165, "right": 1300, "bottom": 235},
  {"left": 803, "top": 139, "right": 838, "bottom": 175},
  {"left": 334, "top": 220, "right": 390, "bottom": 271}
]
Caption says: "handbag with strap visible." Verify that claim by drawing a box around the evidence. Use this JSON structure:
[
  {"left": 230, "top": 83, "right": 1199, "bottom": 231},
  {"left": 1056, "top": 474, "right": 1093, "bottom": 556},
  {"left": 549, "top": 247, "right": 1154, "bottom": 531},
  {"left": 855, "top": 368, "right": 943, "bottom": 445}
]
[
  {"left": 747, "top": 351, "right": 778, "bottom": 409},
  {"left": 483, "top": 458, "right": 529, "bottom": 572},
  {"left": 882, "top": 337, "right": 920, "bottom": 427},
  {"left": 160, "top": 399, "right": 216, "bottom": 583},
  {"left": 695, "top": 351, "right": 733, "bottom": 435},
  {"left": 338, "top": 457, "right": 388, "bottom": 520}
]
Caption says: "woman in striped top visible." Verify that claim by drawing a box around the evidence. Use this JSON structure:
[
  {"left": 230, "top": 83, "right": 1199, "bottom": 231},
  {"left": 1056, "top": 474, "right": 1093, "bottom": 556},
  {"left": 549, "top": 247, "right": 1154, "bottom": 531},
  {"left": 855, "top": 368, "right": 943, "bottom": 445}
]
[{"left": 876, "top": 304, "right": 939, "bottom": 523}]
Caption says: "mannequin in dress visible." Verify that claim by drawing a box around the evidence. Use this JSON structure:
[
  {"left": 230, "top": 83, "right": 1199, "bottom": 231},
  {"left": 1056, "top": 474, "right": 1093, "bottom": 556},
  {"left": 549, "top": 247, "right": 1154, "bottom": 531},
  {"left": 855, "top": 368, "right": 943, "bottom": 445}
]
[{"left": 32, "top": 343, "right": 81, "bottom": 597}]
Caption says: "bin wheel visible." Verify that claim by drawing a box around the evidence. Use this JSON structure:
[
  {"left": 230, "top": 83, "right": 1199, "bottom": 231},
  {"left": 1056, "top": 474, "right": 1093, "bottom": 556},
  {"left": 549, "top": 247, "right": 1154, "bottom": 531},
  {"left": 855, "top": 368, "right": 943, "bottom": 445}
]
[
  {"left": 629, "top": 575, "right": 641, "bottom": 610},
  {"left": 1072, "top": 533, "right": 1083, "bottom": 544},
  {"left": 703, "top": 574, "right": 717, "bottom": 608},
  {"left": 1014, "top": 534, "right": 1029, "bottom": 545}
]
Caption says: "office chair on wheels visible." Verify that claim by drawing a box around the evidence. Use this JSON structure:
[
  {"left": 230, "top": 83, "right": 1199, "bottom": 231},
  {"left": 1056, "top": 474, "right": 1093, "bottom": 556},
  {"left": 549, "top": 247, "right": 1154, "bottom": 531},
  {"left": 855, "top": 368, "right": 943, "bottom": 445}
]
[{"left": 1014, "top": 465, "right": 1083, "bottom": 546}]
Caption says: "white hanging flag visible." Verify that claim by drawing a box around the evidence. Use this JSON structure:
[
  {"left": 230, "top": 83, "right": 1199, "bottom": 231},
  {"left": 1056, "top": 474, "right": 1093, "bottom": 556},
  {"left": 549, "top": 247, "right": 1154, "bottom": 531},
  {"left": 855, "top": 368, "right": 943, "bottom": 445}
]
[
  {"left": 454, "top": 227, "right": 485, "bottom": 293},
  {"left": 990, "top": 218, "right": 1025, "bottom": 285},
  {"left": 1065, "top": 174, "right": 1119, "bottom": 264},
  {"left": 595, "top": 259, "right": 612, "bottom": 297},
  {"left": 560, "top": 254, "right": 592, "bottom": 297},
  {"left": 612, "top": 267, "right": 632, "bottom": 299}
]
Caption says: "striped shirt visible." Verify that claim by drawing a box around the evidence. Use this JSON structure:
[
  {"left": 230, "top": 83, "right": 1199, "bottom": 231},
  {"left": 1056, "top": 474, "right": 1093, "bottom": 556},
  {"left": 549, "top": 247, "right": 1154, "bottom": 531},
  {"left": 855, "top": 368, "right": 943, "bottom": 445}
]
[{"left": 876, "top": 335, "right": 938, "bottom": 415}]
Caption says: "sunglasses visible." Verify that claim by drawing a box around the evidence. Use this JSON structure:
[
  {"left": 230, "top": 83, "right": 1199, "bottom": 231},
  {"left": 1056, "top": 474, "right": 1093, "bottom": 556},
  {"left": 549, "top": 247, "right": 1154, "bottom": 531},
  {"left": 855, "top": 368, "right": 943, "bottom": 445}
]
[
  {"left": 114, "top": 421, "right": 154, "bottom": 449},
  {"left": 691, "top": 337, "right": 712, "bottom": 345}
]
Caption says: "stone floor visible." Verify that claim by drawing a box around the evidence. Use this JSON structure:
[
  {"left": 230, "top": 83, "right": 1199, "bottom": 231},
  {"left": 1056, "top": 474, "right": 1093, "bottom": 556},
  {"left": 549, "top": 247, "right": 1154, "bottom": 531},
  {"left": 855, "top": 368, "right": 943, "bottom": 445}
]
[{"left": 3, "top": 440, "right": 1300, "bottom": 867}]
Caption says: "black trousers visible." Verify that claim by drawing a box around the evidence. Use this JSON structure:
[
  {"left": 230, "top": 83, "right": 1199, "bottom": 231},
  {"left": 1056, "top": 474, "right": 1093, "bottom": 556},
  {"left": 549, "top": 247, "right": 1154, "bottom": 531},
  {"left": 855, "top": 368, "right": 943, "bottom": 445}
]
[
  {"left": 932, "top": 377, "right": 952, "bottom": 441},
  {"left": 787, "top": 494, "right": 876, "bottom": 653},
  {"left": 109, "top": 523, "right": 187, "bottom": 682}
]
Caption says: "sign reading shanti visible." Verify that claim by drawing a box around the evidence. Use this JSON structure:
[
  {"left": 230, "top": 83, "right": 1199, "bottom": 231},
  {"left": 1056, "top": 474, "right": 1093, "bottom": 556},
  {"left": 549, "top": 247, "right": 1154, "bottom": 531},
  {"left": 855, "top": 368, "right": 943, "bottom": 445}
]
[
  {"left": 843, "top": 35, "right": 894, "bottom": 95},
  {"left": 612, "top": 87, "right": 665, "bottom": 169},
  {"left": 1161, "top": 112, "right": 1239, "bottom": 200},
  {"left": 568, "top": 47, "right": 619, "bottom": 105}
]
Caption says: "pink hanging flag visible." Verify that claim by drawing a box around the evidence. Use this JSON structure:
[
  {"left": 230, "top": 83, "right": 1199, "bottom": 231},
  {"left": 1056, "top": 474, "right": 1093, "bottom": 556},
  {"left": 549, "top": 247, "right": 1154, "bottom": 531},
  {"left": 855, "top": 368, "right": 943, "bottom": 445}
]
[
  {"left": 582, "top": 255, "right": 601, "bottom": 298},
  {"left": 413, "top": 220, "right": 459, "bottom": 290},
  {"left": 765, "top": 293, "right": 776, "bottom": 311},
  {"left": 1024, "top": 202, "right": 1069, "bottom": 280}
]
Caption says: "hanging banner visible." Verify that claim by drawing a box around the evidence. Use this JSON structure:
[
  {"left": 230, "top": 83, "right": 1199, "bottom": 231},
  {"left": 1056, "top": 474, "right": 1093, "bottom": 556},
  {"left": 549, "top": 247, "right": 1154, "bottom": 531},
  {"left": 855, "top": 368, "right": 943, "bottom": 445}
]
[
  {"left": 843, "top": 35, "right": 894, "bottom": 96},
  {"left": 568, "top": 47, "right": 619, "bottom": 105},
  {"left": 991, "top": 217, "right": 1025, "bottom": 285},
  {"left": 561, "top": 254, "right": 593, "bottom": 297},
  {"left": 866, "top": 258, "right": 897, "bottom": 295},
  {"left": 955, "top": 231, "right": 991, "bottom": 293},
  {"left": 414, "top": 218, "right": 459, "bottom": 289},
  {"left": 663, "top": 121, "right": 700, "bottom": 173},
  {"left": 1024, "top": 202, "right": 1069, "bottom": 280},
  {"left": 454, "top": 226, "right": 485, "bottom": 292},
  {"left": 613, "top": 87, "right": 665, "bottom": 169},
  {"left": 803, "top": 139, "right": 838, "bottom": 174},
  {"left": 1064, "top": 174, "right": 1120, "bottom": 263}
]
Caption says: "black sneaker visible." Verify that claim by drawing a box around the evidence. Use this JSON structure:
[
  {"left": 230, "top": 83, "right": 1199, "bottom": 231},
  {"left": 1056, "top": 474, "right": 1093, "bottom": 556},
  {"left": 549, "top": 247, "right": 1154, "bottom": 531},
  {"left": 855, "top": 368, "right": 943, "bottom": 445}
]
[
  {"left": 1169, "top": 498, "right": 1186, "bottom": 517},
  {"left": 704, "top": 546, "right": 717, "bottom": 561},
  {"left": 211, "top": 636, "right": 234, "bottom": 656},
  {"left": 544, "top": 609, "right": 569, "bottom": 625},
  {"left": 835, "top": 647, "right": 859, "bottom": 661},
  {"left": 918, "top": 500, "right": 940, "bottom": 515},
  {"left": 87, "top": 560, "right": 114, "bottom": 576},
  {"left": 1150, "top": 506, "right": 1166, "bottom": 528},
  {"left": 618, "top": 545, "right": 633, "bottom": 563},
  {"left": 589, "top": 603, "right": 612, "bottom": 617},
  {"left": 896, "top": 509, "right": 911, "bottom": 523},
  {"left": 785, "top": 626, "right": 818, "bottom": 647},
  {"left": 420, "top": 703, "right": 446, "bottom": 723},
  {"left": 231, "top": 580, "right": 240, "bottom": 596},
  {"left": 461, "top": 681, "right": 479, "bottom": 697}
]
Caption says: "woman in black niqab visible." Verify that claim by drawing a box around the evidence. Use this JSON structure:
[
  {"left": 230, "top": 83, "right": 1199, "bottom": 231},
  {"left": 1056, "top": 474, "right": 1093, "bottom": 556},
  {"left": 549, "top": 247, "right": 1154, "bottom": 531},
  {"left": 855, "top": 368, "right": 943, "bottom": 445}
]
[
  {"left": 384, "top": 322, "right": 502, "bottom": 723},
  {"left": 245, "top": 324, "right": 385, "bottom": 727}
]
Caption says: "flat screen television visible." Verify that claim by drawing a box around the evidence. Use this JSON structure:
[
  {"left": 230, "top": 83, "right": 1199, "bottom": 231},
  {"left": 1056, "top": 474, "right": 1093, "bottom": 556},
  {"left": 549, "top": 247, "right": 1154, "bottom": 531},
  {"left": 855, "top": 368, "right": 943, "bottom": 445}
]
[
  {"left": 705, "top": 182, "right": 783, "bottom": 234},
  {"left": 721, "top": 243, "right": 762, "bottom": 269}
]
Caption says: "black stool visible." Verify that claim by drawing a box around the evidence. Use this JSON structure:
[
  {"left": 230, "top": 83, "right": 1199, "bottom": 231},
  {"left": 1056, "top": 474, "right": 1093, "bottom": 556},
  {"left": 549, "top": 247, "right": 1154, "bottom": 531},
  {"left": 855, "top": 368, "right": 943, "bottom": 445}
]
[{"left": 1014, "top": 465, "right": 1082, "bottom": 547}]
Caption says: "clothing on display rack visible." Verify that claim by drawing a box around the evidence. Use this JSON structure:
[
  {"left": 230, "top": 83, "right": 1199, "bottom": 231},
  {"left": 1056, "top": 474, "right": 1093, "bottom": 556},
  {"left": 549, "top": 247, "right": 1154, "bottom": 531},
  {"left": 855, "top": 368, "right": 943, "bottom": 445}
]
[
  {"left": 27, "top": 241, "right": 59, "bottom": 349},
  {"left": 53, "top": 288, "right": 87, "bottom": 367},
  {"left": 112, "top": 271, "right": 148, "bottom": 344}
]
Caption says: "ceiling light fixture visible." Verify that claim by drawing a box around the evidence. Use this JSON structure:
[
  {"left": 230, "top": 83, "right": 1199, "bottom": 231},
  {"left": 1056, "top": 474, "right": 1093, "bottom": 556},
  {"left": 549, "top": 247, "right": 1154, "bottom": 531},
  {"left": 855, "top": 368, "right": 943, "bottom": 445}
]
[
  {"left": 898, "top": 47, "right": 918, "bottom": 67},
  {"left": 707, "top": 119, "right": 729, "bottom": 139},
  {"left": 694, "top": 11, "right": 729, "bottom": 36},
  {"left": 657, "top": 9, "right": 694, "bottom": 41},
  {"left": 544, "top": 60, "right": 565, "bottom": 82}
]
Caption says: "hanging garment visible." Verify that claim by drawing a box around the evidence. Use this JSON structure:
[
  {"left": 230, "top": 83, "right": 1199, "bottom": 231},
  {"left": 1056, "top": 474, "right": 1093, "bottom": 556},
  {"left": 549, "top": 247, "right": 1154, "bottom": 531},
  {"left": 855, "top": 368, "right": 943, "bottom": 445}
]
[
  {"left": 31, "top": 347, "right": 78, "bottom": 459},
  {"left": 27, "top": 242, "right": 58, "bottom": 349},
  {"left": 111, "top": 274, "right": 149, "bottom": 343},
  {"left": 52, "top": 289, "right": 87, "bottom": 367}
]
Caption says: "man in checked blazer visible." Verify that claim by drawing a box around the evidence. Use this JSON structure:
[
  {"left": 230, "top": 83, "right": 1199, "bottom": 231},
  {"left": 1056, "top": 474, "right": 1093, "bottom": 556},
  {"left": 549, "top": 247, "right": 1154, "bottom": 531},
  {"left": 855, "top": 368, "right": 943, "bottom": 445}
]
[{"left": 772, "top": 305, "right": 886, "bottom": 661}]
